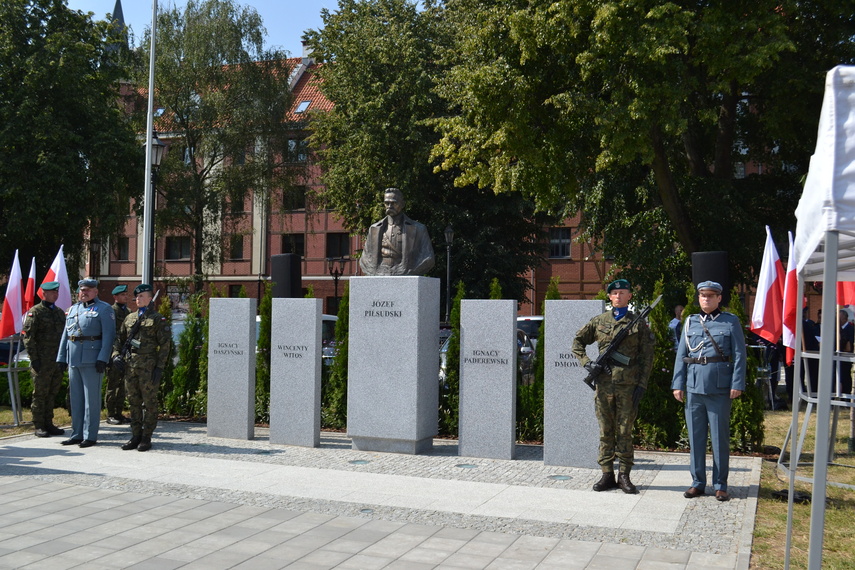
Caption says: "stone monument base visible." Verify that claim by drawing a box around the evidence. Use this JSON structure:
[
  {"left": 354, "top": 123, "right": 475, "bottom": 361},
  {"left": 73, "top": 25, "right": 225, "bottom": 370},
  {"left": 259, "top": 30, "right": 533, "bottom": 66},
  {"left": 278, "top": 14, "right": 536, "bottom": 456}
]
[{"left": 351, "top": 436, "right": 434, "bottom": 455}]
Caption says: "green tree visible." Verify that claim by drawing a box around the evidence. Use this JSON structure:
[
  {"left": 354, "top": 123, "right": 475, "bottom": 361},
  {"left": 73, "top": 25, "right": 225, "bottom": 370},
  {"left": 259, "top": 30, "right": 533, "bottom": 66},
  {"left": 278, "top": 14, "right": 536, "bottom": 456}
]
[
  {"left": 165, "top": 292, "right": 207, "bottom": 416},
  {"left": 323, "top": 283, "right": 349, "bottom": 429},
  {"left": 255, "top": 281, "right": 272, "bottom": 423},
  {"left": 155, "top": 294, "right": 175, "bottom": 410},
  {"left": 432, "top": 0, "right": 855, "bottom": 296},
  {"left": 439, "top": 280, "right": 465, "bottom": 435},
  {"left": 305, "top": 0, "right": 555, "bottom": 304},
  {"left": 0, "top": 0, "right": 140, "bottom": 277},
  {"left": 488, "top": 278, "right": 502, "bottom": 299},
  {"left": 136, "top": 0, "right": 300, "bottom": 289}
]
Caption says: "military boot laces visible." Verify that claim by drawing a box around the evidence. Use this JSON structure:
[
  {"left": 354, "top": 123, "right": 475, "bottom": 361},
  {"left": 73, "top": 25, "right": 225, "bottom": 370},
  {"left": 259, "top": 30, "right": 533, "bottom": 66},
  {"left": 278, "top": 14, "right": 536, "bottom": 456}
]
[
  {"left": 122, "top": 436, "right": 141, "bottom": 451},
  {"left": 592, "top": 471, "right": 617, "bottom": 492},
  {"left": 618, "top": 473, "right": 638, "bottom": 494}
]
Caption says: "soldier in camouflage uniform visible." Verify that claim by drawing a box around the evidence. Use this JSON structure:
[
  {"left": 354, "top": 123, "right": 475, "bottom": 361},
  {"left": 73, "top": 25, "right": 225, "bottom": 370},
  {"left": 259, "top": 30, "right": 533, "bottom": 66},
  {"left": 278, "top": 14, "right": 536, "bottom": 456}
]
[
  {"left": 572, "top": 279, "right": 655, "bottom": 494},
  {"left": 21, "top": 281, "right": 66, "bottom": 438},
  {"left": 105, "top": 284, "right": 131, "bottom": 424},
  {"left": 112, "top": 284, "right": 170, "bottom": 452}
]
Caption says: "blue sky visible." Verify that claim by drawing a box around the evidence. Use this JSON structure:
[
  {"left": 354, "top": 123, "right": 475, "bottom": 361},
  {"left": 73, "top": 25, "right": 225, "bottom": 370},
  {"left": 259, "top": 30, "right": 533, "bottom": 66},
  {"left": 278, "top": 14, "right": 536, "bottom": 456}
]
[{"left": 65, "top": 0, "right": 337, "bottom": 57}]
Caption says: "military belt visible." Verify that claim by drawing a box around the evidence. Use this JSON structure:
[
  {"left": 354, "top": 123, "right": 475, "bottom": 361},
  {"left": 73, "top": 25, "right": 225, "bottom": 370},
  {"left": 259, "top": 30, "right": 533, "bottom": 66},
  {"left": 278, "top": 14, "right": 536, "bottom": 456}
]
[
  {"left": 682, "top": 355, "right": 730, "bottom": 364},
  {"left": 69, "top": 335, "right": 102, "bottom": 342}
]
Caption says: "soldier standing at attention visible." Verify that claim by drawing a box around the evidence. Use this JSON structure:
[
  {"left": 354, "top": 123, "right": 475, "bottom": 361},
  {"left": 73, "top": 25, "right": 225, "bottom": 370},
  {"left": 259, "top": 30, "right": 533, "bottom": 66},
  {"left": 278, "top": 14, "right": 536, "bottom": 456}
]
[
  {"left": 572, "top": 279, "right": 655, "bottom": 494},
  {"left": 105, "top": 284, "right": 131, "bottom": 424},
  {"left": 57, "top": 278, "right": 116, "bottom": 448},
  {"left": 21, "top": 281, "right": 66, "bottom": 438},
  {"left": 672, "top": 281, "right": 746, "bottom": 502},
  {"left": 113, "top": 284, "right": 170, "bottom": 452}
]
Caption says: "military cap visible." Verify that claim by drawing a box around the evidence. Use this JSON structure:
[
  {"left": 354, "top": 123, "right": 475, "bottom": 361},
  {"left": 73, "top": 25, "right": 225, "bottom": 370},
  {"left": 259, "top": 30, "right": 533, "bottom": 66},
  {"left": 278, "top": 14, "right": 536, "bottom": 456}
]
[
  {"left": 607, "top": 279, "right": 631, "bottom": 293},
  {"left": 696, "top": 280, "right": 723, "bottom": 293},
  {"left": 134, "top": 284, "right": 153, "bottom": 296},
  {"left": 78, "top": 277, "right": 98, "bottom": 288},
  {"left": 40, "top": 281, "right": 60, "bottom": 291},
  {"left": 112, "top": 284, "right": 128, "bottom": 295}
]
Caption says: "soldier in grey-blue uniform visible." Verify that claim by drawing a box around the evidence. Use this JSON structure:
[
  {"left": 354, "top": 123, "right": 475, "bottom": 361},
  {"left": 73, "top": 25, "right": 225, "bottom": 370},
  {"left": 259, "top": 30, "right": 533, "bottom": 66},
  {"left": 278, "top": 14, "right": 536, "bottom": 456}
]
[
  {"left": 57, "top": 278, "right": 116, "bottom": 448},
  {"left": 671, "top": 281, "right": 746, "bottom": 502}
]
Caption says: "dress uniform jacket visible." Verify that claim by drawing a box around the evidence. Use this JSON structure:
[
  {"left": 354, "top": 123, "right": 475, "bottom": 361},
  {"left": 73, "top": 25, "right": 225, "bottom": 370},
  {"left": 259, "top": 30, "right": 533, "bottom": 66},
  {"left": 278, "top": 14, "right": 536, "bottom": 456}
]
[{"left": 359, "top": 214, "right": 435, "bottom": 276}]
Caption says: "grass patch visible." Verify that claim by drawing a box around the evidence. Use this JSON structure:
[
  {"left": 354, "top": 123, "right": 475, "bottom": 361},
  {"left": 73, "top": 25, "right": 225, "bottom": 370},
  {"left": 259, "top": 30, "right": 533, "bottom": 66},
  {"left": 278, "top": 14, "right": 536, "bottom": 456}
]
[{"left": 2, "top": 406, "right": 74, "bottom": 437}]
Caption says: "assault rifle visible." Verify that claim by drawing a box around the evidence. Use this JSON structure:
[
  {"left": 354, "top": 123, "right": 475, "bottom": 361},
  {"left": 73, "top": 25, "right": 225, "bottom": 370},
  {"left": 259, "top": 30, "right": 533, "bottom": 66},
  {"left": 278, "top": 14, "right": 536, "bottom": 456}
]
[{"left": 581, "top": 294, "right": 662, "bottom": 391}]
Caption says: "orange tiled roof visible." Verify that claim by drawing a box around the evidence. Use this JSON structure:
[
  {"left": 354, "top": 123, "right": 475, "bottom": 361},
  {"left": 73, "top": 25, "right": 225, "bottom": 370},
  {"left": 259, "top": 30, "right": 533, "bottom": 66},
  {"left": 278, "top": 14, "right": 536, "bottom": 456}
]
[{"left": 286, "top": 63, "right": 332, "bottom": 121}]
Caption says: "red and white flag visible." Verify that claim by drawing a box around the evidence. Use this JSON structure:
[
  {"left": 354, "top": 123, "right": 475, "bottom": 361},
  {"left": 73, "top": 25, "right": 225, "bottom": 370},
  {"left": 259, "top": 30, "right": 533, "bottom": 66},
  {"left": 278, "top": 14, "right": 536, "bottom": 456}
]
[
  {"left": 836, "top": 282, "right": 855, "bottom": 305},
  {"left": 782, "top": 232, "right": 798, "bottom": 366},
  {"left": 0, "top": 250, "right": 24, "bottom": 339},
  {"left": 23, "top": 257, "right": 36, "bottom": 313},
  {"left": 39, "top": 245, "right": 72, "bottom": 311},
  {"left": 750, "top": 226, "right": 785, "bottom": 344}
]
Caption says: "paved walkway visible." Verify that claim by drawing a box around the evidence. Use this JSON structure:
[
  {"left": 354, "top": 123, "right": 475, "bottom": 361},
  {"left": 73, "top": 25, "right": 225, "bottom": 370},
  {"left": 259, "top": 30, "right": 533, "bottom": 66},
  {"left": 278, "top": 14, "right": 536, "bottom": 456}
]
[{"left": 0, "top": 422, "right": 760, "bottom": 569}]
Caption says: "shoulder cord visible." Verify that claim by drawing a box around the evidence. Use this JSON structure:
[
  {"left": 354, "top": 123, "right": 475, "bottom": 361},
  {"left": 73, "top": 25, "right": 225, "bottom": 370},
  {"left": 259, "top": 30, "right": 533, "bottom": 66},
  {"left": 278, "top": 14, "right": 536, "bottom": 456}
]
[{"left": 684, "top": 315, "right": 704, "bottom": 353}]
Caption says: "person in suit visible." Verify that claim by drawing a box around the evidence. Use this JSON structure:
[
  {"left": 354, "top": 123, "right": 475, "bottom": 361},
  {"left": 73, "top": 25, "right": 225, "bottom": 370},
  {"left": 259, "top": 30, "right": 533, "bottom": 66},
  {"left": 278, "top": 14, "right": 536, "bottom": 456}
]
[
  {"left": 671, "top": 281, "right": 746, "bottom": 502},
  {"left": 105, "top": 284, "right": 131, "bottom": 424},
  {"left": 57, "top": 278, "right": 116, "bottom": 448},
  {"left": 359, "top": 187, "right": 435, "bottom": 276}
]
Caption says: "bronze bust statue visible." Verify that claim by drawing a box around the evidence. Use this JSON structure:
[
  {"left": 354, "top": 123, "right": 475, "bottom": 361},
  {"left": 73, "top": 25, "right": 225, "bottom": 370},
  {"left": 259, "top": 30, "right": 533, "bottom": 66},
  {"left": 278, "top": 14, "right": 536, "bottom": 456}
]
[{"left": 359, "top": 188, "right": 435, "bottom": 276}]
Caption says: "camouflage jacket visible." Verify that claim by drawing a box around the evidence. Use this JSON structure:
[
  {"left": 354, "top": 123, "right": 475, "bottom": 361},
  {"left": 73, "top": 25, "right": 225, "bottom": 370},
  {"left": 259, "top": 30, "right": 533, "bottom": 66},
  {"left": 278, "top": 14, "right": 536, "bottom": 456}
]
[
  {"left": 21, "top": 301, "right": 65, "bottom": 361},
  {"left": 112, "top": 309, "right": 171, "bottom": 371},
  {"left": 571, "top": 310, "right": 655, "bottom": 388},
  {"left": 112, "top": 302, "right": 130, "bottom": 332}
]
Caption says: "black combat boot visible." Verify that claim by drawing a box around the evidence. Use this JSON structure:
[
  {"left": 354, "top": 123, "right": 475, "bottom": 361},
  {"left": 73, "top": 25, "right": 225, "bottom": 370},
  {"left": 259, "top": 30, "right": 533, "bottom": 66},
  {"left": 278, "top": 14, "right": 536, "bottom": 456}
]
[
  {"left": 618, "top": 472, "right": 638, "bottom": 494},
  {"left": 122, "top": 435, "right": 141, "bottom": 451},
  {"left": 137, "top": 435, "right": 152, "bottom": 452},
  {"left": 592, "top": 471, "right": 617, "bottom": 492}
]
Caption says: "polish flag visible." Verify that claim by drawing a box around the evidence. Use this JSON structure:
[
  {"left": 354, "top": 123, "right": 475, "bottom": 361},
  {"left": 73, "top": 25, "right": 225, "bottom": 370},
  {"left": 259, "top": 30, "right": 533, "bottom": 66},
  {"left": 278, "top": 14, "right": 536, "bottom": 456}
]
[
  {"left": 39, "top": 245, "right": 72, "bottom": 311},
  {"left": 782, "top": 232, "right": 798, "bottom": 366},
  {"left": 836, "top": 282, "right": 855, "bottom": 305},
  {"left": 23, "top": 257, "right": 36, "bottom": 313},
  {"left": 0, "top": 251, "right": 24, "bottom": 339},
  {"left": 750, "top": 226, "right": 785, "bottom": 344}
]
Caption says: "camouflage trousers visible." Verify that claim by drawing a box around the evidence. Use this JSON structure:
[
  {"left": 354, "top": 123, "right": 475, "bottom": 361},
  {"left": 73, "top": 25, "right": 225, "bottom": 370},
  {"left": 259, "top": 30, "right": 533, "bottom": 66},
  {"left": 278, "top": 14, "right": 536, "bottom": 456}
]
[
  {"left": 594, "top": 380, "right": 639, "bottom": 473},
  {"left": 30, "top": 364, "right": 64, "bottom": 429},
  {"left": 124, "top": 362, "right": 160, "bottom": 438},
  {"left": 104, "top": 364, "right": 126, "bottom": 417}
]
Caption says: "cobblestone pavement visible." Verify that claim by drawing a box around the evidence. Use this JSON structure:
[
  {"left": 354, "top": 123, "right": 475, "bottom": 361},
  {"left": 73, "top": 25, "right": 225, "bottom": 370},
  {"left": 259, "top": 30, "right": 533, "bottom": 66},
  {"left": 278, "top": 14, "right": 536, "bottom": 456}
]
[{"left": 0, "top": 422, "right": 760, "bottom": 569}]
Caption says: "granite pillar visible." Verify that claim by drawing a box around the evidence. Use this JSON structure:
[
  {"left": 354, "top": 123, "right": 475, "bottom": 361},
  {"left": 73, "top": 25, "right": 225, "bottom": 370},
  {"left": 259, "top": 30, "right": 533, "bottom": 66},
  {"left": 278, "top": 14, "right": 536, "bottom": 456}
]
[
  {"left": 347, "top": 276, "right": 439, "bottom": 454},
  {"left": 269, "top": 298, "right": 322, "bottom": 447},
  {"left": 459, "top": 300, "right": 517, "bottom": 459},
  {"left": 543, "top": 299, "right": 603, "bottom": 468},
  {"left": 207, "top": 298, "right": 256, "bottom": 440}
]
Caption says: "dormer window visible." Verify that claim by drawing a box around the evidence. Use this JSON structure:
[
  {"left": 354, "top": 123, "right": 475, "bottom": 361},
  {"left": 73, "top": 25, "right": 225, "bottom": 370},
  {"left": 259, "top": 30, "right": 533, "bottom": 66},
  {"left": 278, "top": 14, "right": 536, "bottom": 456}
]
[{"left": 295, "top": 100, "right": 311, "bottom": 113}]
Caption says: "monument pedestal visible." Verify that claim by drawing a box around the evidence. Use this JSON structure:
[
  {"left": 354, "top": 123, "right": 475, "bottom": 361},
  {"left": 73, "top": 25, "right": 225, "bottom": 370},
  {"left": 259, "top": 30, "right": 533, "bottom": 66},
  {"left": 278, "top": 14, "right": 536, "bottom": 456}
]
[
  {"left": 544, "top": 300, "right": 603, "bottom": 468},
  {"left": 207, "top": 298, "right": 256, "bottom": 440},
  {"left": 347, "top": 276, "right": 439, "bottom": 454}
]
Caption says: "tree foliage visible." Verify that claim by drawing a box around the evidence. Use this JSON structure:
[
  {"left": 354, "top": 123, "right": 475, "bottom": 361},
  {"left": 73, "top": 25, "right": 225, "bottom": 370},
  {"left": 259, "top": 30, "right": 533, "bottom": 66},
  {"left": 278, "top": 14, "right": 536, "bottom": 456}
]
[
  {"left": 135, "top": 0, "right": 300, "bottom": 288},
  {"left": 0, "top": 0, "right": 140, "bottom": 278},
  {"left": 305, "top": 0, "right": 554, "bottom": 303},
  {"left": 432, "top": 0, "right": 855, "bottom": 297}
]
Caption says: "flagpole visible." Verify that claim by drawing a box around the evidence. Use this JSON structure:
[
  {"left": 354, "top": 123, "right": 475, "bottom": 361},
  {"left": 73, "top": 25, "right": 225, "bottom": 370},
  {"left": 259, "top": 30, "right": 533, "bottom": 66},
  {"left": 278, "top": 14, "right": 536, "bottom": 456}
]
[{"left": 142, "top": 0, "right": 158, "bottom": 285}]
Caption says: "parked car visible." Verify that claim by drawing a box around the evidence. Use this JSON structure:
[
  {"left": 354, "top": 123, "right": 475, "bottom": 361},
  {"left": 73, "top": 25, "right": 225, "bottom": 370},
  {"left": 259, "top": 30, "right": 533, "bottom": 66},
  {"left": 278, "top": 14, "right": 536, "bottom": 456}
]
[
  {"left": 516, "top": 315, "right": 544, "bottom": 349},
  {"left": 439, "top": 328, "right": 535, "bottom": 386}
]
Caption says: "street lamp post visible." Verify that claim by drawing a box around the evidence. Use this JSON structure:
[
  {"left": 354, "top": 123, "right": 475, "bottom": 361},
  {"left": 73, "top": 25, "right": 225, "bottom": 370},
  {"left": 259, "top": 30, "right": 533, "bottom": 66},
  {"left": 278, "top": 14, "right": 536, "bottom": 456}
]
[
  {"left": 444, "top": 225, "right": 454, "bottom": 323},
  {"left": 327, "top": 256, "right": 347, "bottom": 313},
  {"left": 143, "top": 130, "right": 166, "bottom": 283}
]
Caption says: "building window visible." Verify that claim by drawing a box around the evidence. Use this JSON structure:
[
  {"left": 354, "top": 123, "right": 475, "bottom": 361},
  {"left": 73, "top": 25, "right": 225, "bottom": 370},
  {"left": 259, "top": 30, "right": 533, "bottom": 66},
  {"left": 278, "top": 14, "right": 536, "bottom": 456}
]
[
  {"left": 165, "top": 236, "right": 192, "bottom": 260},
  {"left": 326, "top": 233, "right": 350, "bottom": 259},
  {"left": 283, "top": 185, "right": 307, "bottom": 210},
  {"left": 282, "top": 233, "right": 305, "bottom": 258},
  {"left": 228, "top": 284, "right": 244, "bottom": 297},
  {"left": 287, "top": 138, "right": 308, "bottom": 162},
  {"left": 228, "top": 235, "right": 245, "bottom": 260},
  {"left": 116, "top": 237, "right": 130, "bottom": 261},
  {"left": 549, "top": 227, "right": 571, "bottom": 258},
  {"left": 295, "top": 100, "right": 311, "bottom": 113}
]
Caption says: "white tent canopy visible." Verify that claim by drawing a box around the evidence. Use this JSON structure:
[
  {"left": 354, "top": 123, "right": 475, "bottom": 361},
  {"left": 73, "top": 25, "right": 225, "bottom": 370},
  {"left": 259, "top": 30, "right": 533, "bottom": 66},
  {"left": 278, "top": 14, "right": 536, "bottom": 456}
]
[
  {"left": 788, "top": 65, "right": 855, "bottom": 570},
  {"left": 795, "top": 66, "right": 855, "bottom": 281}
]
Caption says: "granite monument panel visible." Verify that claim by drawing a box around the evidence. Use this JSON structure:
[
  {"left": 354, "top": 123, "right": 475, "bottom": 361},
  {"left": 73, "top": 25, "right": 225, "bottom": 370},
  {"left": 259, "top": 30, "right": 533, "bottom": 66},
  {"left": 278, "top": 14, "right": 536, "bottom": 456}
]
[
  {"left": 347, "top": 276, "right": 439, "bottom": 453},
  {"left": 459, "top": 300, "right": 517, "bottom": 460},
  {"left": 270, "top": 298, "right": 322, "bottom": 447},
  {"left": 207, "top": 298, "right": 256, "bottom": 440},
  {"left": 543, "top": 299, "right": 603, "bottom": 467}
]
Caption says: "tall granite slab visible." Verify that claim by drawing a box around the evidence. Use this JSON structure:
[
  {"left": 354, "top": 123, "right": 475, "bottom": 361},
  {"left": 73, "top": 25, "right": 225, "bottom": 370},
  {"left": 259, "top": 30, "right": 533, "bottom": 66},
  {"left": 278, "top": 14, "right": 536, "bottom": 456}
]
[
  {"left": 269, "top": 298, "right": 322, "bottom": 447},
  {"left": 544, "top": 299, "right": 604, "bottom": 468},
  {"left": 347, "top": 276, "right": 440, "bottom": 454},
  {"left": 207, "top": 298, "right": 256, "bottom": 440},
  {"left": 459, "top": 300, "right": 517, "bottom": 460}
]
